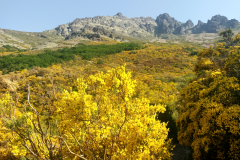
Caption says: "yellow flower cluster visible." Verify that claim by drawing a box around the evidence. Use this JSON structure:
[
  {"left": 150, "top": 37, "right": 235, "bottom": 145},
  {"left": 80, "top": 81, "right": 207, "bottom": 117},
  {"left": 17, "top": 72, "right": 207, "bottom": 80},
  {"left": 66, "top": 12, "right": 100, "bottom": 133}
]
[{"left": 56, "top": 65, "right": 173, "bottom": 159}]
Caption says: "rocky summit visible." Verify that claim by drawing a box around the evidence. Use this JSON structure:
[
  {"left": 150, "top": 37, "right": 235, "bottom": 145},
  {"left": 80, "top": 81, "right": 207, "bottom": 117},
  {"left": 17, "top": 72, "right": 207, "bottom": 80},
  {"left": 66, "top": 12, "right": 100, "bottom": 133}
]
[
  {"left": 1, "top": 13, "right": 239, "bottom": 50},
  {"left": 45, "top": 12, "right": 158, "bottom": 40},
  {"left": 44, "top": 13, "right": 239, "bottom": 40},
  {"left": 192, "top": 15, "right": 239, "bottom": 33},
  {"left": 155, "top": 13, "right": 182, "bottom": 34}
]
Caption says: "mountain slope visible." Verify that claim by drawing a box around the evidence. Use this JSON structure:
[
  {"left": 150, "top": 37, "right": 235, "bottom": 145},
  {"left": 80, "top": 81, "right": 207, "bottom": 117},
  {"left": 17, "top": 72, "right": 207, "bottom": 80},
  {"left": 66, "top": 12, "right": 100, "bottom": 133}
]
[{"left": 1, "top": 13, "right": 239, "bottom": 50}]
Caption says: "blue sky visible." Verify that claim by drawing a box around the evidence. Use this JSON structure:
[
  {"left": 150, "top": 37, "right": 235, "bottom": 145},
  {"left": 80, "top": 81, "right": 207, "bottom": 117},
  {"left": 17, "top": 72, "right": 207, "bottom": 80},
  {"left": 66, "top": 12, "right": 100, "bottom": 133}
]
[{"left": 1, "top": 0, "right": 240, "bottom": 32}]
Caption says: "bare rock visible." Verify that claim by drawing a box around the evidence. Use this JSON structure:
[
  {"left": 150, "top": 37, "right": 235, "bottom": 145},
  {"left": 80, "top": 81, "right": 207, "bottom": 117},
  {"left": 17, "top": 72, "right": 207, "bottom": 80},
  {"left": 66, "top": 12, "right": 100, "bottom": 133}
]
[
  {"left": 174, "top": 20, "right": 194, "bottom": 35},
  {"left": 155, "top": 13, "right": 182, "bottom": 34},
  {"left": 192, "top": 15, "right": 239, "bottom": 33},
  {"left": 47, "top": 12, "right": 157, "bottom": 39},
  {"left": 46, "top": 13, "right": 239, "bottom": 40},
  {"left": 38, "top": 34, "right": 48, "bottom": 38},
  {"left": 192, "top": 20, "right": 205, "bottom": 33}
]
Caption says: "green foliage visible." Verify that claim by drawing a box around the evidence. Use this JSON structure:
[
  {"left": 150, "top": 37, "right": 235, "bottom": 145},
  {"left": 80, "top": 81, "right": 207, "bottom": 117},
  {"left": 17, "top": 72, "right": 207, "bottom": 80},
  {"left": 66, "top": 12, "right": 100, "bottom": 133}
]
[
  {"left": 185, "top": 47, "right": 199, "bottom": 56},
  {"left": 0, "top": 42, "right": 141, "bottom": 74},
  {"left": 0, "top": 45, "right": 25, "bottom": 52},
  {"left": 97, "top": 59, "right": 104, "bottom": 64},
  {"left": 219, "top": 29, "right": 234, "bottom": 40},
  {"left": 218, "top": 29, "right": 235, "bottom": 47}
]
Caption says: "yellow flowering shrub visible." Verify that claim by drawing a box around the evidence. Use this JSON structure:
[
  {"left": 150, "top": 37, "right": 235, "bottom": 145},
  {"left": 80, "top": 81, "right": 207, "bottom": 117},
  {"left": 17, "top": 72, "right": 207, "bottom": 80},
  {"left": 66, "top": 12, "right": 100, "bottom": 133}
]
[
  {"left": 56, "top": 65, "right": 173, "bottom": 159},
  {"left": 177, "top": 46, "right": 240, "bottom": 159},
  {"left": 0, "top": 93, "right": 28, "bottom": 159},
  {"left": 0, "top": 65, "right": 174, "bottom": 159}
]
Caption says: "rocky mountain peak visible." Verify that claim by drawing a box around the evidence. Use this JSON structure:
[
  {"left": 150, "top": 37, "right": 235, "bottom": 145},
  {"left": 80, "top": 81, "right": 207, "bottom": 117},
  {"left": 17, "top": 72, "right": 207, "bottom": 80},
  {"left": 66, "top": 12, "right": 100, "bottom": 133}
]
[
  {"left": 185, "top": 20, "right": 194, "bottom": 28},
  {"left": 210, "top": 14, "right": 228, "bottom": 24},
  {"left": 155, "top": 13, "right": 182, "bottom": 34},
  {"left": 197, "top": 20, "right": 204, "bottom": 27},
  {"left": 115, "top": 12, "right": 124, "bottom": 17},
  {"left": 226, "top": 19, "right": 240, "bottom": 29},
  {"left": 113, "top": 12, "right": 127, "bottom": 20},
  {"left": 45, "top": 13, "right": 240, "bottom": 40},
  {"left": 173, "top": 20, "right": 194, "bottom": 35},
  {"left": 204, "top": 14, "right": 239, "bottom": 33},
  {"left": 158, "top": 13, "right": 171, "bottom": 20}
]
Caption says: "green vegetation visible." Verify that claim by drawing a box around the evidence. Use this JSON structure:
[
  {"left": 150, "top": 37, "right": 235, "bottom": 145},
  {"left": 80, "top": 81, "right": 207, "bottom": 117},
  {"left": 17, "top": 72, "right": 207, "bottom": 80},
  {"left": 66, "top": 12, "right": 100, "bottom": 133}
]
[
  {"left": 0, "top": 45, "right": 25, "bottom": 52},
  {"left": 97, "top": 59, "right": 104, "bottom": 64},
  {"left": 2, "top": 28, "right": 240, "bottom": 159},
  {"left": 3, "top": 29, "right": 64, "bottom": 47},
  {"left": 219, "top": 28, "right": 234, "bottom": 47},
  {"left": 0, "top": 42, "right": 141, "bottom": 74},
  {"left": 185, "top": 46, "right": 199, "bottom": 56}
]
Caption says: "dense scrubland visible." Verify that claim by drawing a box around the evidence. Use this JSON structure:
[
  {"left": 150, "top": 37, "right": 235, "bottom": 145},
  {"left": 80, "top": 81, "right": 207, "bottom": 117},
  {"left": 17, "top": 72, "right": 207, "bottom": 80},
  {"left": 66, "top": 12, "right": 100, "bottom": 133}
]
[
  {"left": 0, "top": 29, "right": 240, "bottom": 160},
  {"left": 0, "top": 42, "right": 141, "bottom": 74}
]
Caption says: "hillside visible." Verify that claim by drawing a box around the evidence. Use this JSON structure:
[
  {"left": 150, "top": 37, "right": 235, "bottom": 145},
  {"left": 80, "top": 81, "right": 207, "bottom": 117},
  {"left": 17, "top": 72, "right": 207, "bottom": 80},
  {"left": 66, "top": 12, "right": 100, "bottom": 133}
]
[
  {"left": 0, "top": 40, "right": 199, "bottom": 159},
  {"left": 1, "top": 13, "right": 239, "bottom": 51},
  {"left": 0, "top": 27, "right": 240, "bottom": 159}
]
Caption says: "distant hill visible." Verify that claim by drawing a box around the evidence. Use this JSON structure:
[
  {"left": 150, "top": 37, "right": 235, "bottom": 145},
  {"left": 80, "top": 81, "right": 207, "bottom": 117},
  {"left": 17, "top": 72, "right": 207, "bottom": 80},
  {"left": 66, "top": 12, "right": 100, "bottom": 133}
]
[{"left": 1, "top": 13, "right": 239, "bottom": 50}]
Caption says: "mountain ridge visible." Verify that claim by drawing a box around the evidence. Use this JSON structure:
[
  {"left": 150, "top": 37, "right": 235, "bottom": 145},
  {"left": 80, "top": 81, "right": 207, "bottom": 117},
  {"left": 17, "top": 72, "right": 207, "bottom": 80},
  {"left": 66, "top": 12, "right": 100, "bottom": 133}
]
[
  {"left": 1, "top": 13, "right": 240, "bottom": 50},
  {"left": 45, "top": 12, "right": 239, "bottom": 39}
]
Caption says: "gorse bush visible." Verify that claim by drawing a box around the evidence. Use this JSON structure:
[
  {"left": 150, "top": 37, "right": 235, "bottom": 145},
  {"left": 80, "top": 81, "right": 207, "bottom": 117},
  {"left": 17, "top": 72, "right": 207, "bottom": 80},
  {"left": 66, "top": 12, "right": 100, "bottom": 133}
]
[
  {"left": 177, "top": 36, "right": 240, "bottom": 159},
  {"left": 0, "top": 66, "right": 173, "bottom": 159},
  {"left": 0, "top": 41, "right": 202, "bottom": 159}
]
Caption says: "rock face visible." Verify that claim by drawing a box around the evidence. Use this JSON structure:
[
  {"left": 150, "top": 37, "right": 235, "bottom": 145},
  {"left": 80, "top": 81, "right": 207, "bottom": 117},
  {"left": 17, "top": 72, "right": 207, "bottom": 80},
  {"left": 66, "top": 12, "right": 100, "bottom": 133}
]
[
  {"left": 65, "top": 31, "right": 102, "bottom": 41},
  {"left": 46, "top": 12, "right": 157, "bottom": 39},
  {"left": 155, "top": 13, "right": 182, "bottom": 34},
  {"left": 45, "top": 13, "right": 240, "bottom": 40},
  {"left": 192, "top": 15, "right": 239, "bottom": 33},
  {"left": 174, "top": 20, "right": 194, "bottom": 35},
  {"left": 38, "top": 34, "right": 48, "bottom": 38},
  {"left": 192, "top": 20, "right": 205, "bottom": 33}
]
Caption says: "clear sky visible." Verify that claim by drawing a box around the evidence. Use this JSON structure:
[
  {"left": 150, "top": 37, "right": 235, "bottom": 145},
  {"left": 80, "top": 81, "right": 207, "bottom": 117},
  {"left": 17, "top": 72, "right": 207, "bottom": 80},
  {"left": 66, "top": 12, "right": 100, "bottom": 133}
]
[{"left": 1, "top": 0, "right": 240, "bottom": 32}]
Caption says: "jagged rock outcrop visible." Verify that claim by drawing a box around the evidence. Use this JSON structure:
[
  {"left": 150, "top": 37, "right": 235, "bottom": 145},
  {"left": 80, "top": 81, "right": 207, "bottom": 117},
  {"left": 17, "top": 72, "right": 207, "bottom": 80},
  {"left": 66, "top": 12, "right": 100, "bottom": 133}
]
[
  {"left": 45, "top": 12, "right": 157, "bottom": 39},
  {"left": 45, "top": 13, "right": 239, "bottom": 40},
  {"left": 192, "top": 20, "right": 205, "bottom": 33},
  {"left": 192, "top": 15, "right": 239, "bottom": 33},
  {"left": 65, "top": 32, "right": 102, "bottom": 41},
  {"left": 113, "top": 12, "right": 127, "bottom": 20},
  {"left": 155, "top": 13, "right": 182, "bottom": 34},
  {"left": 38, "top": 34, "right": 48, "bottom": 38},
  {"left": 174, "top": 20, "right": 194, "bottom": 35},
  {"left": 155, "top": 14, "right": 195, "bottom": 35},
  {"left": 206, "top": 15, "right": 229, "bottom": 33},
  {"left": 225, "top": 19, "right": 239, "bottom": 29}
]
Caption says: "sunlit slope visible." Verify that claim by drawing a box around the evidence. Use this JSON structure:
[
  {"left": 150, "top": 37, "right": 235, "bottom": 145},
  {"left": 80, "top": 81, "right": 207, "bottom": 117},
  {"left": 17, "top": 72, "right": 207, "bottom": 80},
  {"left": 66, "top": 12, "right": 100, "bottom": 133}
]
[{"left": 0, "top": 42, "right": 199, "bottom": 118}]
